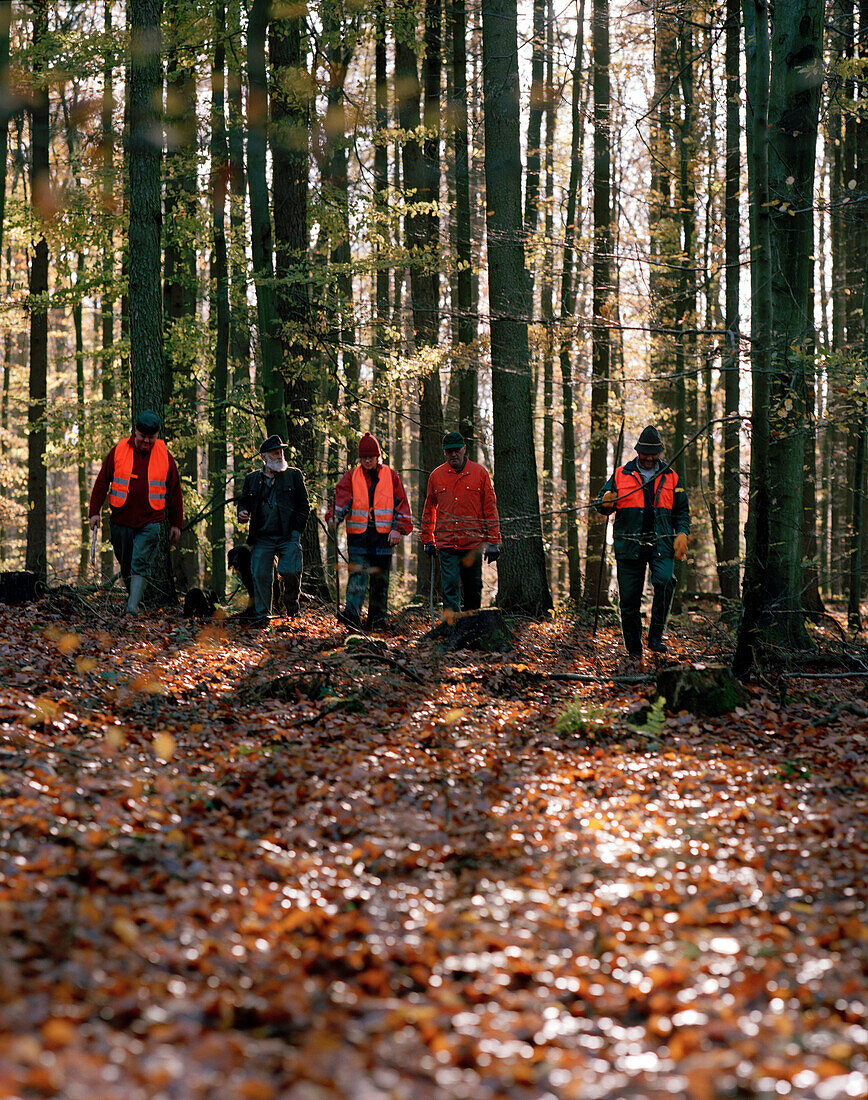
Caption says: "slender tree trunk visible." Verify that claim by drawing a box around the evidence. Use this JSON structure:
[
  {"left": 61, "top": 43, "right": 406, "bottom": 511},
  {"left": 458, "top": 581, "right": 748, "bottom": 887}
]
[
  {"left": 373, "top": 3, "right": 390, "bottom": 442},
  {"left": 26, "top": 0, "right": 49, "bottom": 583},
  {"left": 164, "top": 0, "right": 200, "bottom": 592},
  {"left": 247, "top": 0, "right": 286, "bottom": 437},
  {"left": 721, "top": 0, "right": 741, "bottom": 603},
  {"left": 0, "top": 1, "right": 11, "bottom": 262},
  {"left": 541, "top": 0, "right": 555, "bottom": 582},
  {"left": 209, "top": 0, "right": 230, "bottom": 598},
  {"left": 449, "top": 0, "right": 476, "bottom": 445},
  {"left": 100, "top": 0, "right": 117, "bottom": 581},
  {"left": 523, "top": 0, "right": 545, "bottom": 313},
  {"left": 481, "top": 0, "right": 552, "bottom": 615},
  {"left": 227, "top": 0, "right": 249, "bottom": 392},
  {"left": 559, "top": 0, "right": 585, "bottom": 602},
  {"left": 396, "top": 2, "right": 443, "bottom": 597},
  {"left": 584, "top": 0, "right": 611, "bottom": 607},
  {"left": 736, "top": 0, "right": 772, "bottom": 673}
]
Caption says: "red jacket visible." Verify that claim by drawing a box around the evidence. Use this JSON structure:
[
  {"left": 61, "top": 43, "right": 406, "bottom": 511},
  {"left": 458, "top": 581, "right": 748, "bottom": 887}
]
[
  {"left": 90, "top": 437, "right": 183, "bottom": 531},
  {"left": 421, "top": 459, "right": 501, "bottom": 550}
]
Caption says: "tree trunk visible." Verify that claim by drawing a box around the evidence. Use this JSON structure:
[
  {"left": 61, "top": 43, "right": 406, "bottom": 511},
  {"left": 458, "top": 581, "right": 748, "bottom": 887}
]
[
  {"left": 227, "top": 0, "right": 249, "bottom": 394},
  {"left": 100, "top": 0, "right": 117, "bottom": 581},
  {"left": 373, "top": 3, "right": 390, "bottom": 442},
  {"left": 209, "top": 0, "right": 230, "bottom": 599},
  {"left": 270, "top": 10, "right": 329, "bottom": 600},
  {"left": 0, "top": 1, "right": 11, "bottom": 262},
  {"left": 584, "top": 0, "right": 611, "bottom": 607},
  {"left": 396, "top": 2, "right": 443, "bottom": 598},
  {"left": 559, "top": 0, "right": 585, "bottom": 603},
  {"left": 128, "top": 0, "right": 175, "bottom": 606},
  {"left": 481, "top": 0, "right": 552, "bottom": 615},
  {"left": 721, "top": 0, "right": 741, "bottom": 603},
  {"left": 247, "top": 0, "right": 286, "bottom": 438},
  {"left": 449, "top": 0, "right": 476, "bottom": 445},
  {"left": 541, "top": 0, "right": 555, "bottom": 585},
  {"left": 25, "top": 0, "right": 49, "bottom": 584},
  {"left": 164, "top": 0, "right": 200, "bottom": 592}
]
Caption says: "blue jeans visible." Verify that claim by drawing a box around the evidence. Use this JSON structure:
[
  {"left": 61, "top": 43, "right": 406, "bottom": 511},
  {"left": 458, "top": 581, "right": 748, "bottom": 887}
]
[
  {"left": 251, "top": 533, "right": 302, "bottom": 616},
  {"left": 110, "top": 521, "right": 162, "bottom": 588},
  {"left": 616, "top": 551, "right": 675, "bottom": 654}
]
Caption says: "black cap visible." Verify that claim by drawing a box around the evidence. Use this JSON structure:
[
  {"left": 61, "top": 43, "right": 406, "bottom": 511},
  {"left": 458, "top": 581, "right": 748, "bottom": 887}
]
[
  {"left": 442, "top": 431, "right": 465, "bottom": 451},
  {"left": 135, "top": 410, "right": 161, "bottom": 434},
  {"left": 635, "top": 426, "right": 664, "bottom": 455},
  {"left": 259, "top": 434, "right": 289, "bottom": 454}
]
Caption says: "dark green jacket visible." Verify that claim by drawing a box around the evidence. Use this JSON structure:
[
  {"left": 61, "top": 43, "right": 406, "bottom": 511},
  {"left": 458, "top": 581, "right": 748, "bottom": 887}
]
[
  {"left": 594, "top": 459, "right": 690, "bottom": 562},
  {"left": 238, "top": 467, "right": 309, "bottom": 542}
]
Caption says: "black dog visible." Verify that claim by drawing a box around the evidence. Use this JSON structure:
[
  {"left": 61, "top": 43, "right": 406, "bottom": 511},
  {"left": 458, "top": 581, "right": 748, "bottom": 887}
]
[
  {"left": 228, "top": 545, "right": 281, "bottom": 613},
  {"left": 183, "top": 587, "right": 220, "bottom": 619}
]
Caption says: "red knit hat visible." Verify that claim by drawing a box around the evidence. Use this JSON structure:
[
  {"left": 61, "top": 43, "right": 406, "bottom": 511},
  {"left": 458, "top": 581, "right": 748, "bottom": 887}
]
[{"left": 358, "top": 432, "right": 381, "bottom": 458}]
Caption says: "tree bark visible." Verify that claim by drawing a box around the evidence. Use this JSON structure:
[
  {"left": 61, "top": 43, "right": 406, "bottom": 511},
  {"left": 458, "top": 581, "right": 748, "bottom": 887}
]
[
  {"left": 584, "top": 0, "right": 611, "bottom": 607},
  {"left": 209, "top": 0, "right": 230, "bottom": 599},
  {"left": 247, "top": 0, "right": 286, "bottom": 438},
  {"left": 481, "top": 0, "right": 552, "bottom": 615},
  {"left": 25, "top": 0, "right": 49, "bottom": 584},
  {"left": 128, "top": 0, "right": 175, "bottom": 605},
  {"left": 559, "top": 0, "right": 585, "bottom": 603}
]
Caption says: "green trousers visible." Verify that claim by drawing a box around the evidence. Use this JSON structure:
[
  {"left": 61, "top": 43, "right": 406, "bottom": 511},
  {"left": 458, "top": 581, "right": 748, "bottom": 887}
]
[{"left": 616, "top": 551, "right": 675, "bottom": 655}]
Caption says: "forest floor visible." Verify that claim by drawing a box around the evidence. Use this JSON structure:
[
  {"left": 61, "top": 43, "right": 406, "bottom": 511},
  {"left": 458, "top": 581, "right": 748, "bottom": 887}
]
[{"left": 0, "top": 591, "right": 866, "bottom": 1100}]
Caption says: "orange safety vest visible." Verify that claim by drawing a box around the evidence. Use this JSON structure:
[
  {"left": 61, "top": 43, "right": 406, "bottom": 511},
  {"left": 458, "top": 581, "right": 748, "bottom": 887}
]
[
  {"left": 612, "top": 466, "right": 676, "bottom": 511},
  {"left": 346, "top": 464, "right": 395, "bottom": 535},
  {"left": 108, "top": 438, "right": 170, "bottom": 512}
]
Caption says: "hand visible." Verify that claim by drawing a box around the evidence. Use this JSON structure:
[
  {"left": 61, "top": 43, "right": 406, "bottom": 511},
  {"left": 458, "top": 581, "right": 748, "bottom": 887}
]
[
  {"left": 387, "top": 529, "right": 401, "bottom": 547},
  {"left": 238, "top": 509, "right": 250, "bottom": 523},
  {"left": 169, "top": 526, "right": 181, "bottom": 546},
  {"left": 423, "top": 542, "right": 437, "bottom": 558},
  {"left": 484, "top": 545, "right": 500, "bottom": 563},
  {"left": 601, "top": 490, "right": 617, "bottom": 506},
  {"left": 89, "top": 515, "right": 99, "bottom": 532},
  {"left": 327, "top": 516, "right": 337, "bottom": 530},
  {"left": 674, "top": 532, "right": 688, "bottom": 561}
]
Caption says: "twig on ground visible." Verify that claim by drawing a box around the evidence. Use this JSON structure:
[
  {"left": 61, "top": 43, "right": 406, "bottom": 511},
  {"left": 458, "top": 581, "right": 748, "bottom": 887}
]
[{"left": 815, "top": 702, "right": 868, "bottom": 727}]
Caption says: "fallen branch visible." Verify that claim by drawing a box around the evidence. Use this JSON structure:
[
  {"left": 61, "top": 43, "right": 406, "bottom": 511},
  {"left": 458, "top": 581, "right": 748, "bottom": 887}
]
[
  {"left": 815, "top": 702, "right": 868, "bottom": 727},
  {"left": 349, "top": 652, "right": 425, "bottom": 684}
]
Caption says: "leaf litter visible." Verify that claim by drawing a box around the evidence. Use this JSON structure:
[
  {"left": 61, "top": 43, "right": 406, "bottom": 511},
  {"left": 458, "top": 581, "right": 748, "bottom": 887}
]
[{"left": 0, "top": 600, "right": 865, "bottom": 1099}]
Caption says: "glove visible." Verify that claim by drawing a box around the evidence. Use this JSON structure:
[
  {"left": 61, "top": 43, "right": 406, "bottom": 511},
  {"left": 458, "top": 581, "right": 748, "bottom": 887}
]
[
  {"left": 424, "top": 542, "right": 437, "bottom": 558},
  {"left": 674, "top": 532, "right": 688, "bottom": 561},
  {"left": 601, "top": 490, "right": 618, "bottom": 507},
  {"left": 484, "top": 545, "right": 500, "bottom": 563}
]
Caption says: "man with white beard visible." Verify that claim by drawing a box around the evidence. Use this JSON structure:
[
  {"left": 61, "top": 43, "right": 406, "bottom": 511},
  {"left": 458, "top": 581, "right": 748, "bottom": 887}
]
[{"left": 237, "top": 435, "right": 310, "bottom": 627}]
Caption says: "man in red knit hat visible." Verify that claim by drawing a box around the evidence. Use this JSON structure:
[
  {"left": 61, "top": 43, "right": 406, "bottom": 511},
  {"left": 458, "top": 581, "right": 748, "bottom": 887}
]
[
  {"left": 89, "top": 410, "right": 183, "bottom": 614},
  {"left": 327, "top": 432, "right": 413, "bottom": 630}
]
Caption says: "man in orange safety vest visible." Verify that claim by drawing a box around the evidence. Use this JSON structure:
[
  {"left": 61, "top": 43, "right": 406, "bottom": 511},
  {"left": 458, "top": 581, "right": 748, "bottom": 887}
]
[
  {"left": 327, "top": 432, "right": 413, "bottom": 631},
  {"left": 89, "top": 410, "right": 183, "bottom": 614}
]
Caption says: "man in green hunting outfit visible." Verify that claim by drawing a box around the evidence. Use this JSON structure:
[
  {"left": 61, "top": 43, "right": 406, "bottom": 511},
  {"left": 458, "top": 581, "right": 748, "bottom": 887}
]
[{"left": 595, "top": 426, "right": 690, "bottom": 661}]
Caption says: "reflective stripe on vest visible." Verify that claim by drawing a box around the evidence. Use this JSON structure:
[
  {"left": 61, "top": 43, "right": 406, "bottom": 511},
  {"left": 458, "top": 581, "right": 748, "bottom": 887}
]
[
  {"left": 346, "top": 464, "right": 395, "bottom": 534},
  {"left": 108, "top": 437, "right": 170, "bottom": 512}
]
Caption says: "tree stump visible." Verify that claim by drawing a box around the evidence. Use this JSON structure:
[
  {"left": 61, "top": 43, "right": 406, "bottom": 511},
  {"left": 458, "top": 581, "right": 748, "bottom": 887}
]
[
  {"left": 422, "top": 609, "right": 516, "bottom": 652},
  {"left": 655, "top": 664, "right": 746, "bottom": 717}
]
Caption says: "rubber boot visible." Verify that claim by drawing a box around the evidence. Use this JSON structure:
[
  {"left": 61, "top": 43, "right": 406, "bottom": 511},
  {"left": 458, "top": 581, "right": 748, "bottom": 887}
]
[
  {"left": 126, "top": 574, "right": 147, "bottom": 615},
  {"left": 280, "top": 573, "right": 301, "bottom": 617}
]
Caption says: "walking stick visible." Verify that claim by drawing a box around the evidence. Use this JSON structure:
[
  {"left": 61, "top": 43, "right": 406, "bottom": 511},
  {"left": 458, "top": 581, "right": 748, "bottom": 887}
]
[
  {"left": 429, "top": 559, "right": 436, "bottom": 629},
  {"left": 592, "top": 418, "right": 625, "bottom": 643},
  {"left": 89, "top": 525, "right": 98, "bottom": 570},
  {"left": 329, "top": 522, "right": 340, "bottom": 617}
]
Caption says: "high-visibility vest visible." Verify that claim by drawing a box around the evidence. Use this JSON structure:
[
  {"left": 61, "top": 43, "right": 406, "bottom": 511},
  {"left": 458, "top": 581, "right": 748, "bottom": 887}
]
[
  {"left": 108, "top": 438, "right": 170, "bottom": 512},
  {"left": 346, "top": 464, "right": 395, "bottom": 534},
  {"left": 612, "top": 465, "right": 677, "bottom": 511}
]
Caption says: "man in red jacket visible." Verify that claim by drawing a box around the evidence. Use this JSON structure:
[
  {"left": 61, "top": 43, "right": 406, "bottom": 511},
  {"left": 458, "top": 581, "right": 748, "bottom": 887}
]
[
  {"left": 89, "top": 410, "right": 183, "bottom": 614},
  {"left": 327, "top": 432, "right": 413, "bottom": 630},
  {"left": 421, "top": 431, "right": 501, "bottom": 616}
]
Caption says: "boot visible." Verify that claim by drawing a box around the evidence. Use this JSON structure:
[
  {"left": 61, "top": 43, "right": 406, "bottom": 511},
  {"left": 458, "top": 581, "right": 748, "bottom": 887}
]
[
  {"left": 280, "top": 573, "right": 301, "bottom": 617},
  {"left": 126, "top": 574, "right": 147, "bottom": 615}
]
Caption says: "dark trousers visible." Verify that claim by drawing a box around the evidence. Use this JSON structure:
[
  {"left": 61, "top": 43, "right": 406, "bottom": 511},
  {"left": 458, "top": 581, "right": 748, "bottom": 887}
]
[
  {"left": 439, "top": 548, "right": 483, "bottom": 613},
  {"left": 345, "top": 548, "right": 391, "bottom": 627},
  {"left": 616, "top": 550, "right": 675, "bottom": 655}
]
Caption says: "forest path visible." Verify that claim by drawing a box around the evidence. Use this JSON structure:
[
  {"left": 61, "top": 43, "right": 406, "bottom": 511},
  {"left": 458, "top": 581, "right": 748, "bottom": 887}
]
[{"left": 0, "top": 601, "right": 865, "bottom": 1098}]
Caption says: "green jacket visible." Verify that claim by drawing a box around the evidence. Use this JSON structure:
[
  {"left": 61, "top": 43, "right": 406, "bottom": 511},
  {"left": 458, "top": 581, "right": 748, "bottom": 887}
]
[{"left": 594, "top": 459, "right": 690, "bottom": 562}]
